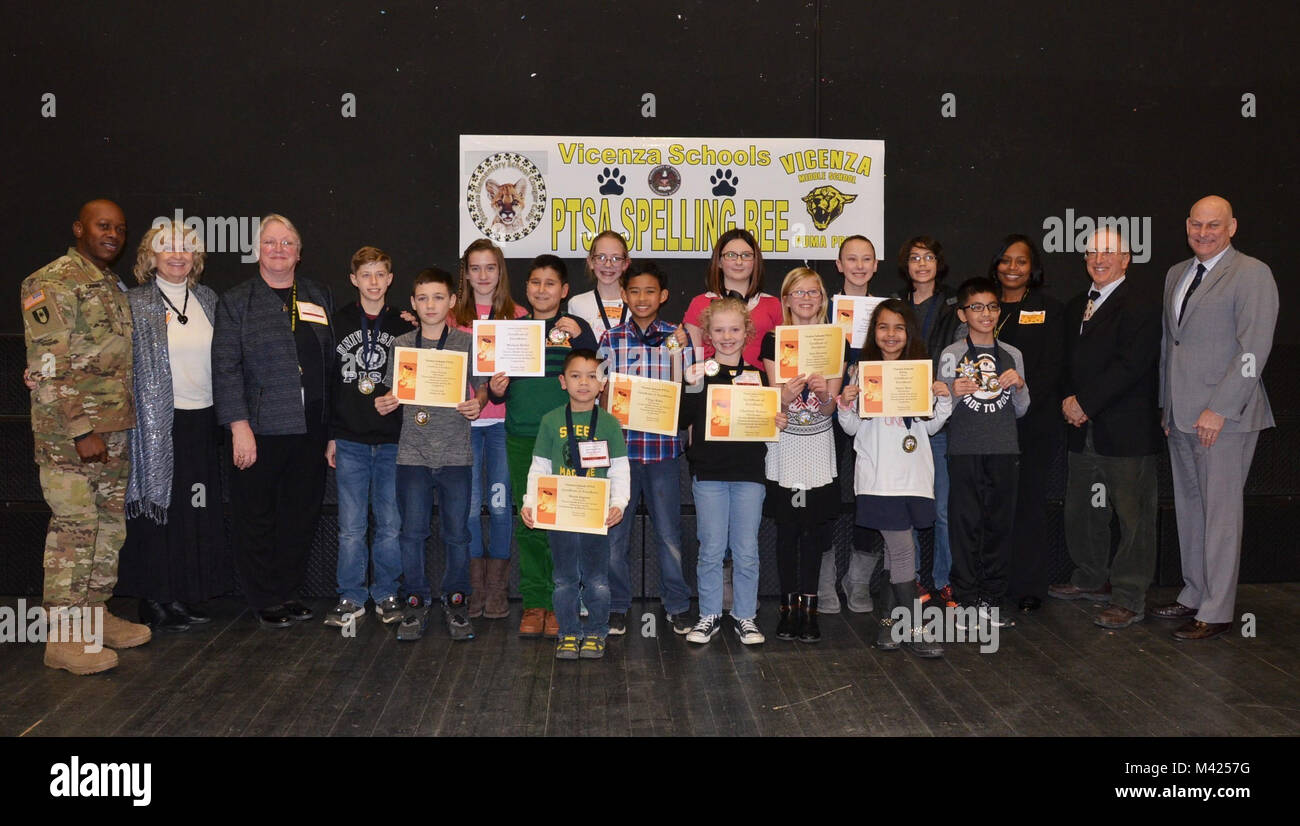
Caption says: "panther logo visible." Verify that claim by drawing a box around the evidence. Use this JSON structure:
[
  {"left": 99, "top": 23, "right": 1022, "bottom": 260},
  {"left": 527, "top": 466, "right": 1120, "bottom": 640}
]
[{"left": 801, "top": 185, "right": 857, "bottom": 231}]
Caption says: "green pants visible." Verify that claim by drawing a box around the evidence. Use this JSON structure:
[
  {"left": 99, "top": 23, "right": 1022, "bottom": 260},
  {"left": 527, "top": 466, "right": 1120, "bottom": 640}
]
[{"left": 506, "top": 433, "right": 553, "bottom": 610}]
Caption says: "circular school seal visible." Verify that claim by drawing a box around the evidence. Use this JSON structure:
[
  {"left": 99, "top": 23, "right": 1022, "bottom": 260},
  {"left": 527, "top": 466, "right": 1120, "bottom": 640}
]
[
  {"left": 902, "top": 434, "right": 918, "bottom": 454},
  {"left": 647, "top": 164, "right": 681, "bottom": 196},
  {"left": 466, "top": 152, "right": 548, "bottom": 243},
  {"left": 415, "top": 410, "right": 430, "bottom": 426}
]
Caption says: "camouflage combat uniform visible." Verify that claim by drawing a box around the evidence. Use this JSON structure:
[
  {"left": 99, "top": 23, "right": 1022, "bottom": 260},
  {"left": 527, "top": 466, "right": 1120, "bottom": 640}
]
[{"left": 21, "top": 247, "right": 135, "bottom": 608}]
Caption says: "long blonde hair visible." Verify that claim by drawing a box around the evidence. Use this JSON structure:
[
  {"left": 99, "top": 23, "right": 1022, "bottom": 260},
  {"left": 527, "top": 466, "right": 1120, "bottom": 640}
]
[{"left": 778, "top": 266, "right": 828, "bottom": 324}]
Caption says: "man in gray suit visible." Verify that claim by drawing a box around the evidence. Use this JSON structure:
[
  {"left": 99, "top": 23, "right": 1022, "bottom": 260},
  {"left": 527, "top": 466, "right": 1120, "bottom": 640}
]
[{"left": 1155, "top": 196, "right": 1278, "bottom": 640}]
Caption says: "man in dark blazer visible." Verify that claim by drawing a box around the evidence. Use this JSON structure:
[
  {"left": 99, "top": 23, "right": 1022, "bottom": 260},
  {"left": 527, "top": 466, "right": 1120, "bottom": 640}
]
[
  {"left": 1049, "top": 227, "right": 1162, "bottom": 629},
  {"left": 1153, "top": 196, "right": 1277, "bottom": 641},
  {"left": 213, "top": 214, "right": 336, "bottom": 628}
]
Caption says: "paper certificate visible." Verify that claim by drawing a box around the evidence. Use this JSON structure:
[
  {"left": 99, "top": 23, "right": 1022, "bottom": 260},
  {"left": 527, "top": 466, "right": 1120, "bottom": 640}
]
[
  {"left": 531, "top": 474, "right": 611, "bottom": 536},
  {"left": 472, "top": 320, "right": 545, "bottom": 376},
  {"left": 832, "top": 295, "right": 887, "bottom": 349},
  {"left": 704, "top": 384, "right": 780, "bottom": 442},
  {"left": 393, "top": 347, "right": 468, "bottom": 408},
  {"left": 857, "top": 360, "right": 933, "bottom": 418},
  {"left": 607, "top": 373, "right": 682, "bottom": 436},
  {"left": 774, "top": 324, "right": 845, "bottom": 383}
]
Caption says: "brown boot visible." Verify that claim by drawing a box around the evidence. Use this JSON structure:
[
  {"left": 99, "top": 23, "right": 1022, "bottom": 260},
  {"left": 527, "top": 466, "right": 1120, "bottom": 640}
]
[
  {"left": 101, "top": 611, "right": 152, "bottom": 649},
  {"left": 44, "top": 641, "right": 118, "bottom": 675},
  {"left": 484, "top": 558, "right": 511, "bottom": 619},
  {"left": 543, "top": 610, "right": 560, "bottom": 639},
  {"left": 468, "top": 558, "right": 487, "bottom": 618},
  {"left": 519, "top": 607, "right": 546, "bottom": 637}
]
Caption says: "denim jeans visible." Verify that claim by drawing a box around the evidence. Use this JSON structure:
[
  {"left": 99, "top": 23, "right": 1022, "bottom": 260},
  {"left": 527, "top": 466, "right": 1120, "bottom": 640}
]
[
  {"left": 550, "top": 529, "right": 611, "bottom": 637},
  {"left": 915, "top": 428, "right": 951, "bottom": 589},
  {"left": 397, "top": 464, "right": 472, "bottom": 601},
  {"left": 608, "top": 457, "right": 692, "bottom": 615},
  {"left": 334, "top": 439, "right": 402, "bottom": 605},
  {"left": 469, "top": 422, "right": 513, "bottom": 560},
  {"left": 692, "top": 478, "right": 764, "bottom": 620}
]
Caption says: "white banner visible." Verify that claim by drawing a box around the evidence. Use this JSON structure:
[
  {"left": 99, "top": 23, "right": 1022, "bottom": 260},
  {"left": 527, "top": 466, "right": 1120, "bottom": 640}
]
[{"left": 459, "top": 135, "right": 884, "bottom": 260}]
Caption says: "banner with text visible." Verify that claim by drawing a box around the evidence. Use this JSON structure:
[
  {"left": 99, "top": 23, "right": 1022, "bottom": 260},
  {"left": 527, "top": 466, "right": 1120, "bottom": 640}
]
[{"left": 459, "top": 135, "right": 884, "bottom": 259}]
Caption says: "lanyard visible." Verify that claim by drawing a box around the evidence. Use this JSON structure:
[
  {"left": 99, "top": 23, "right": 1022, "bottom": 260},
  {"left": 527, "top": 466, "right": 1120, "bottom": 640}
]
[
  {"left": 415, "top": 323, "right": 450, "bottom": 351},
  {"left": 565, "top": 404, "right": 600, "bottom": 474},
  {"left": 359, "top": 306, "right": 388, "bottom": 367},
  {"left": 630, "top": 319, "right": 666, "bottom": 348},
  {"left": 289, "top": 280, "right": 298, "bottom": 332},
  {"left": 596, "top": 299, "right": 628, "bottom": 333},
  {"left": 964, "top": 334, "right": 1004, "bottom": 372}
]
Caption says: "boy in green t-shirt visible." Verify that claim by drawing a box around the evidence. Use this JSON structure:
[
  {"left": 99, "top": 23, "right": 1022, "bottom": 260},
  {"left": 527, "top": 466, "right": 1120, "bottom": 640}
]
[{"left": 521, "top": 349, "right": 630, "bottom": 659}]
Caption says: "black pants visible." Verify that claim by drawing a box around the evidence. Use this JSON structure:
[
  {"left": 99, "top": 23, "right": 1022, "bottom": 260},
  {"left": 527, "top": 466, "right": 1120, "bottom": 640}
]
[
  {"left": 229, "top": 419, "right": 327, "bottom": 611},
  {"left": 1007, "top": 418, "right": 1062, "bottom": 601},
  {"left": 947, "top": 453, "right": 1019, "bottom": 606},
  {"left": 776, "top": 519, "right": 832, "bottom": 594}
]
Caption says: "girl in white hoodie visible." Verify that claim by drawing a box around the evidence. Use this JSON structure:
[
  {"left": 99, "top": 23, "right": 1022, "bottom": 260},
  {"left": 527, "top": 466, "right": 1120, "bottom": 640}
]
[{"left": 837, "top": 299, "right": 951, "bottom": 657}]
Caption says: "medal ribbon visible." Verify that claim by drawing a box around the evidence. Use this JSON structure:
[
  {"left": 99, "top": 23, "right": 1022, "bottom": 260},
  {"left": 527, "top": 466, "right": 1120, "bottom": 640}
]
[{"left": 564, "top": 404, "right": 600, "bottom": 476}]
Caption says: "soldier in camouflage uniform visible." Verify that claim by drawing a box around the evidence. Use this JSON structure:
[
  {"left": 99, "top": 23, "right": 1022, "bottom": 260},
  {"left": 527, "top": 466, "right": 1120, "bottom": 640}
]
[{"left": 21, "top": 199, "right": 153, "bottom": 674}]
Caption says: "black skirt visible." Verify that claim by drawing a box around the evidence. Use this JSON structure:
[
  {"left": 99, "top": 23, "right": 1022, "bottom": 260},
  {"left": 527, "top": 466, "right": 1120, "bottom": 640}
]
[
  {"left": 855, "top": 494, "right": 936, "bottom": 532},
  {"left": 116, "top": 407, "right": 233, "bottom": 603},
  {"left": 764, "top": 479, "right": 841, "bottom": 526}
]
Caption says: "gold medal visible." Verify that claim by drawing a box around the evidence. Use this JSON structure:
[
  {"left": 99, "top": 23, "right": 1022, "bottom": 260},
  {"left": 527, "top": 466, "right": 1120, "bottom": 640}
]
[
  {"left": 358, "top": 377, "right": 375, "bottom": 395},
  {"left": 665, "top": 335, "right": 682, "bottom": 351},
  {"left": 902, "top": 435, "right": 918, "bottom": 453},
  {"left": 704, "top": 359, "right": 720, "bottom": 377},
  {"left": 415, "top": 410, "right": 430, "bottom": 426},
  {"left": 548, "top": 327, "right": 570, "bottom": 345}
]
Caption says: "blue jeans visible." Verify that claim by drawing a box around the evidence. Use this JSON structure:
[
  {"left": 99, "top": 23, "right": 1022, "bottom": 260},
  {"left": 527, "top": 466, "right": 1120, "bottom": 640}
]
[
  {"left": 550, "top": 529, "right": 611, "bottom": 637},
  {"left": 608, "top": 457, "right": 692, "bottom": 615},
  {"left": 692, "top": 478, "right": 764, "bottom": 620},
  {"left": 334, "top": 439, "right": 402, "bottom": 605},
  {"left": 915, "top": 428, "right": 951, "bottom": 588},
  {"left": 469, "top": 422, "right": 513, "bottom": 560},
  {"left": 397, "top": 464, "right": 472, "bottom": 601}
]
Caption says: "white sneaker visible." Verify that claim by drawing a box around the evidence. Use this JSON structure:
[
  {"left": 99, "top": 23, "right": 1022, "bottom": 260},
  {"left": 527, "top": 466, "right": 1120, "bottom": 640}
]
[
  {"left": 687, "top": 614, "right": 722, "bottom": 644},
  {"left": 734, "top": 616, "right": 765, "bottom": 645}
]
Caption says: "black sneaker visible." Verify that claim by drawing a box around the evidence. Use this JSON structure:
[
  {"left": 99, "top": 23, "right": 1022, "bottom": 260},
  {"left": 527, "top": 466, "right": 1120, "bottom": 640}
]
[
  {"left": 608, "top": 611, "right": 627, "bottom": 636},
  {"left": 323, "top": 599, "right": 365, "bottom": 627},
  {"left": 666, "top": 611, "right": 693, "bottom": 635},
  {"left": 686, "top": 614, "right": 722, "bottom": 644},
  {"left": 978, "top": 601, "right": 1017, "bottom": 629},
  {"left": 396, "top": 595, "right": 430, "bottom": 641},
  {"left": 443, "top": 592, "right": 475, "bottom": 641},
  {"left": 374, "top": 595, "right": 403, "bottom": 624}
]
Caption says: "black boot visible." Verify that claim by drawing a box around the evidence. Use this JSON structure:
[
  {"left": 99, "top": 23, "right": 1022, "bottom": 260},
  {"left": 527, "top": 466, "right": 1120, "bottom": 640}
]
[
  {"left": 798, "top": 594, "right": 821, "bottom": 643},
  {"left": 891, "top": 580, "right": 943, "bottom": 658},
  {"left": 776, "top": 593, "right": 798, "bottom": 641},
  {"left": 168, "top": 601, "right": 211, "bottom": 624},
  {"left": 873, "top": 576, "right": 899, "bottom": 651},
  {"left": 139, "top": 599, "right": 190, "bottom": 633}
]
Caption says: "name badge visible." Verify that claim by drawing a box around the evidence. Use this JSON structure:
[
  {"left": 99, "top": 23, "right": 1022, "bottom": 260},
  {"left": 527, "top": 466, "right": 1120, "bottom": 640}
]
[
  {"left": 1018, "top": 310, "right": 1046, "bottom": 325},
  {"left": 297, "top": 301, "right": 329, "bottom": 324},
  {"left": 578, "top": 440, "right": 610, "bottom": 468},
  {"left": 733, "top": 370, "right": 763, "bottom": 386}
]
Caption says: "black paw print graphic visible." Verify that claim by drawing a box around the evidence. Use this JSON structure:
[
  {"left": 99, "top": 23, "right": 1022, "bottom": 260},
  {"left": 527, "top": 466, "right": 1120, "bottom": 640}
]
[
  {"left": 597, "top": 167, "right": 626, "bottom": 195},
  {"left": 710, "top": 168, "right": 739, "bottom": 196}
]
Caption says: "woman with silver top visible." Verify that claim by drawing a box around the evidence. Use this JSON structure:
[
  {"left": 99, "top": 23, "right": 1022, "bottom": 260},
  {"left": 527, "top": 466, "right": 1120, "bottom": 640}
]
[{"left": 116, "top": 222, "right": 232, "bottom": 631}]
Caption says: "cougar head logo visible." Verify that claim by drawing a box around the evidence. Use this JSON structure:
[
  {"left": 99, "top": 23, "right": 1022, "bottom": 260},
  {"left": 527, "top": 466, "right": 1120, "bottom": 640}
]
[{"left": 801, "top": 185, "right": 857, "bottom": 231}]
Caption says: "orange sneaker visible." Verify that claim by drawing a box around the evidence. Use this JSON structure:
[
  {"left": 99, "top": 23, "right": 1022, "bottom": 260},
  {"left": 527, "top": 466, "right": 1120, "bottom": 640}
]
[
  {"left": 936, "top": 585, "right": 958, "bottom": 609},
  {"left": 518, "top": 607, "right": 546, "bottom": 638},
  {"left": 543, "top": 610, "right": 560, "bottom": 639},
  {"left": 916, "top": 581, "right": 932, "bottom": 605}
]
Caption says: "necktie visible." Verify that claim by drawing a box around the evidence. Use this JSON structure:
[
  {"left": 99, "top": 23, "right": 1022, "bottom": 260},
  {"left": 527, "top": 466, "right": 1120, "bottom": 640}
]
[
  {"left": 1082, "top": 289, "right": 1101, "bottom": 323},
  {"left": 1178, "top": 263, "right": 1206, "bottom": 323}
]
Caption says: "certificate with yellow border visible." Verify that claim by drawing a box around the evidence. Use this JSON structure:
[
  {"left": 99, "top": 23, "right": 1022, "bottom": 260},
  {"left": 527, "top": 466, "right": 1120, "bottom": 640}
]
[
  {"left": 607, "top": 373, "right": 681, "bottom": 436},
  {"left": 857, "top": 360, "right": 933, "bottom": 418},
  {"left": 472, "top": 320, "right": 545, "bottom": 376},
  {"left": 774, "top": 324, "right": 845, "bottom": 383},
  {"left": 530, "top": 474, "right": 611, "bottom": 536},
  {"left": 704, "top": 384, "right": 780, "bottom": 442},
  {"left": 393, "top": 346, "right": 468, "bottom": 408},
  {"left": 831, "top": 295, "right": 887, "bottom": 349}
]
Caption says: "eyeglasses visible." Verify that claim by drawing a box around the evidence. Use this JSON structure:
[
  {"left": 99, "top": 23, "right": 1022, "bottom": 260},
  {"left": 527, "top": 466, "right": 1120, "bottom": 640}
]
[
  {"left": 908, "top": 253, "right": 937, "bottom": 264},
  {"left": 591, "top": 253, "right": 626, "bottom": 264},
  {"left": 721, "top": 251, "right": 755, "bottom": 261},
  {"left": 962, "top": 302, "right": 1000, "bottom": 314},
  {"left": 1082, "top": 250, "right": 1124, "bottom": 260},
  {"left": 788, "top": 289, "right": 822, "bottom": 299},
  {"left": 261, "top": 238, "right": 298, "bottom": 249}
]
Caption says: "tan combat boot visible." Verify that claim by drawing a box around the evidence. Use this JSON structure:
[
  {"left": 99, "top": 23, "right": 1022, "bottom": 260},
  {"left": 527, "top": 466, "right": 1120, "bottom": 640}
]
[
  {"left": 44, "top": 641, "right": 118, "bottom": 675},
  {"left": 102, "top": 611, "right": 152, "bottom": 649}
]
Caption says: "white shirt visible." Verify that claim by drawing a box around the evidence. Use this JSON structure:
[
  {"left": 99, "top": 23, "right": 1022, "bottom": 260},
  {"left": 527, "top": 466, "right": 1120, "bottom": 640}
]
[
  {"left": 157, "top": 277, "right": 213, "bottom": 409},
  {"left": 1173, "top": 246, "right": 1229, "bottom": 319}
]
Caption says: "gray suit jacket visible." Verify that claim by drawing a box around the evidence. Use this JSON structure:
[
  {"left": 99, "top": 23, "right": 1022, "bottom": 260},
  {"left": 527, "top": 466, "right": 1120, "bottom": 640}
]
[
  {"left": 1160, "top": 246, "right": 1277, "bottom": 433},
  {"left": 213, "top": 274, "right": 334, "bottom": 435}
]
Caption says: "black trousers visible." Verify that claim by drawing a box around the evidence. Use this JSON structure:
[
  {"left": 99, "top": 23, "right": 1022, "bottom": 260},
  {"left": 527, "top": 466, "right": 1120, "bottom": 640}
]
[
  {"left": 229, "top": 419, "right": 327, "bottom": 611},
  {"left": 947, "top": 453, "right": 1019, "bottom": 606},
  {"left": 1007, "top": 418, "right": 1062, "bottom": 601},
  {"left": 776, "top": 519, "right": 832, "bottom": 594}
]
